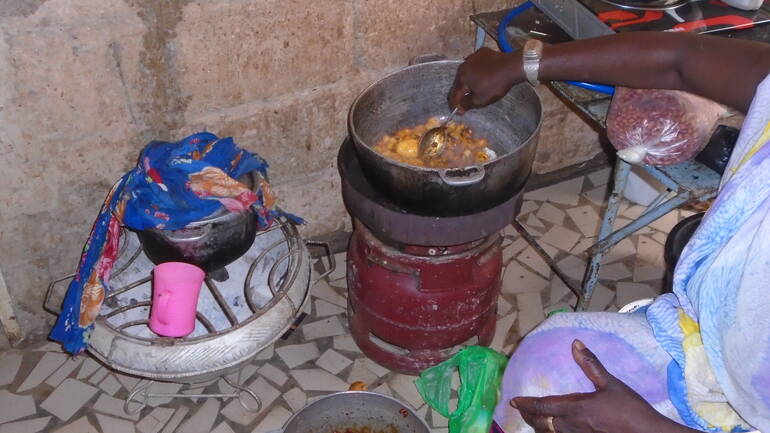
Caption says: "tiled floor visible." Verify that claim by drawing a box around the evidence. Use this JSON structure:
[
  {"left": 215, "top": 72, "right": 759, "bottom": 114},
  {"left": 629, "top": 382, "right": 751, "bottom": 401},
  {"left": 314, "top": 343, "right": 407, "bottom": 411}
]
[{"left": 0, "top": 168, "right": 693, "bottom": 433}]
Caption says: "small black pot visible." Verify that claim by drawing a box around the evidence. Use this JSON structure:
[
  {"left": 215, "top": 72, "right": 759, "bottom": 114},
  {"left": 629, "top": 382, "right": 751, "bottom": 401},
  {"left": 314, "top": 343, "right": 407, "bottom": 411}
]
[{"left": 135, "top": 172, "right": 259, "bottom": 272}]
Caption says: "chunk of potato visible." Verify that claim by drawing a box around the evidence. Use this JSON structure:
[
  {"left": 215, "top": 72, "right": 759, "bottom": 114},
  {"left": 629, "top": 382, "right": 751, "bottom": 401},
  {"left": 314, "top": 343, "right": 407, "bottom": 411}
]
[{"left": 396, "top": 138, "right": 419, "bottom": 158}]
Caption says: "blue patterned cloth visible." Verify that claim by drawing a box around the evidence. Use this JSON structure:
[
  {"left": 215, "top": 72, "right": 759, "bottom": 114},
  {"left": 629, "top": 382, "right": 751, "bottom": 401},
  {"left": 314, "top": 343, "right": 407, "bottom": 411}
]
[{"left": 49, "top": 132, "right": 300, "bottom": 354}]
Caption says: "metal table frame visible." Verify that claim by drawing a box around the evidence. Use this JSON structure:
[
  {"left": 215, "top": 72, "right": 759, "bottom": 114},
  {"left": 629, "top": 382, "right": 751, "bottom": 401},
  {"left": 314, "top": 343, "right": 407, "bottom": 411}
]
[{"left": 472, "top": 8, "right": 722, "bottom": 310}]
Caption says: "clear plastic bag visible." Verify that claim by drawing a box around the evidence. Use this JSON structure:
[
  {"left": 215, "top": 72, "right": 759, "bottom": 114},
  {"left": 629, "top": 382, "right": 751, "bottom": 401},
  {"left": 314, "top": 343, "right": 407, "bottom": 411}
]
[
  {"left": 415, "top": 346, "right": 508, "bottom": 433},
  {"left": 606, "top": 87, "right": 727, "bottom": 166}
]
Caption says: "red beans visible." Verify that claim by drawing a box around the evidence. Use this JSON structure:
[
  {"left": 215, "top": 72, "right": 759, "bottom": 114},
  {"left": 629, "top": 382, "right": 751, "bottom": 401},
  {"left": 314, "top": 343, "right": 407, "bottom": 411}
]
[{"left": 606, "top": 88, "right": 726, "bottom": 166}]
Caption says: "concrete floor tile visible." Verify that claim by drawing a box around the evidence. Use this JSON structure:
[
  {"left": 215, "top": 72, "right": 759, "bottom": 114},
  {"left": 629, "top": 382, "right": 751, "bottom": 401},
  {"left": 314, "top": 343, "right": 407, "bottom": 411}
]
[
  {"left": 0, "top": 390, "right": 37, "bottom": 424},
  {"left": 301, "top": 316, "right": 346, "bottom": 340},
  {"left": 136, "top": 407, "right": 174, "bottom": 433},
  {"left": 95, "top": 414, "right": 135, "bottom": 433},
  {"left": 536, "top": 202, "right": 566, "bottom": 226},
  {"left": 502, "top": 260, "right": 548, "bottom": 295},
  {"left": 40, "top": 378, "right": 99, "bottom": 421},
  {"left": 53, "top": 416, "right": 98, "bottom": 433},
  {"left": 282, "top": 387, "right": 306, "bottom": 413},
  {"left": 389, "top": 374, "right": 425, "bottom": 409},
  {"left": 276, "top": 343, "right": 320, "bottom": 369},
  {"left": 160, "top": 407, "right": 190, "bottom": 433},
  {"left": 566, "top": 206, "right": 601, "bottom": 237},
  {"left": 315, "top": 349, "right": 352, "bottom": 375},
  {"left": 0, "top": 353, "right": 22, "bottom": 387},
  {"left": 291, "top": 369, "right": 347, "bottom": 392},
  {"left": 0, "top": 416, "right": 51, "bottom": 433},
  {"left": 258, "top": 363, "right": 289, "bottom": 387},
  {"left": 516, "top": 292, "right": 545, "bottom": 336},
  {"left": 17, "top": 352, "right": 67, "bottom": 392},
  {"left": 177, "top": 398, "right": 219, "bottom": 433},
  {"left": 251, "top": 405, "right": 292, "bottom": 433},
  {"left": 45, "top": 357, "right": 83, "bottom": 388}
]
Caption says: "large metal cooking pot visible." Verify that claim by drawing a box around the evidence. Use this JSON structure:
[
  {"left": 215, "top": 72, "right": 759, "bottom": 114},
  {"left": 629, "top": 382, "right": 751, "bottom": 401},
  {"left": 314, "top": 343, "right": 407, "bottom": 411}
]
[
  {"left": 349, "top": 60, "right": 542, "bottom": 216},
  {"left": 282, "top": 391, "right": 431, "bottom": 433},
  {"left": 135, "top": 172, "right": 258, "bottom": 272}
]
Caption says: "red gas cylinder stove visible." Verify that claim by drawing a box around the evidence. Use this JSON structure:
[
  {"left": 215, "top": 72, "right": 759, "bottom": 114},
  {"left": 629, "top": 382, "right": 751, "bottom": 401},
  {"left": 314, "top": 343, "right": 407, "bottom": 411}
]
[{"left": 338, "top": 140, "right": 524, "bottom": 374}]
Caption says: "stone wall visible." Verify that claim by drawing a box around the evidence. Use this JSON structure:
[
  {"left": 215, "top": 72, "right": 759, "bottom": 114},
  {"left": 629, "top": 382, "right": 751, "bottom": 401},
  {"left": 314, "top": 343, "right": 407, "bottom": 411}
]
[{"left": 0, "top": 0, "right": 601, "bottom": 345}]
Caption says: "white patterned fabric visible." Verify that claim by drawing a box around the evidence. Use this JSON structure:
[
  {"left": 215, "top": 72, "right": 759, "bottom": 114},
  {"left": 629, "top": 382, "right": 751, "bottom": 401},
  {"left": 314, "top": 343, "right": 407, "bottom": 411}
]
[{"left": 495, "top": 73, "right": 770, "bottom": 433}]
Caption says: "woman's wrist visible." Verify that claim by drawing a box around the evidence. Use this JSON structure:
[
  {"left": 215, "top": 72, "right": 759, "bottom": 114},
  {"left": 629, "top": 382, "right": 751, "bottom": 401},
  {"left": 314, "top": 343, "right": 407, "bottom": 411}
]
[
  {"left": 643, "top": 410, "right": 701, "bottom": 433},
  {"left": 505, "top": 51, "right": 526, "bottom": 85}
]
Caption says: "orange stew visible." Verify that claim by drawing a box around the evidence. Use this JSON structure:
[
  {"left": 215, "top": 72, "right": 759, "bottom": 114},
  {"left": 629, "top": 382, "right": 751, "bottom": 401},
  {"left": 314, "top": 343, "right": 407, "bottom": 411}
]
[{"left": 373, "top": 118, "right": 492, "bottom": 168}]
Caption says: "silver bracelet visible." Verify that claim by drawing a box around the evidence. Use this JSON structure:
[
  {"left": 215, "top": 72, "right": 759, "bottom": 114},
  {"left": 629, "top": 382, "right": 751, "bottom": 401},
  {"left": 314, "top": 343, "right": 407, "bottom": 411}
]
[{"left": 522, "top": 39, "right": 544, "bottom": 86}]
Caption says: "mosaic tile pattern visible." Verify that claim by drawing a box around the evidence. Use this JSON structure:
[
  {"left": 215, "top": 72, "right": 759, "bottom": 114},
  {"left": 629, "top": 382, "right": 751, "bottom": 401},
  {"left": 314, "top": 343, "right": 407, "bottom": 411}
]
[{"left": 0, "top": 169, "right": 689, "bottom": 432}]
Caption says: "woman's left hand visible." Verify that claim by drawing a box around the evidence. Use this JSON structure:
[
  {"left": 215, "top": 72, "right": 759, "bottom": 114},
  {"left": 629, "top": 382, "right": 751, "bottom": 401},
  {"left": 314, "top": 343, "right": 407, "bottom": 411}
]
[{"left": 511, "top": 340, "right": 675, "bottom": 433}]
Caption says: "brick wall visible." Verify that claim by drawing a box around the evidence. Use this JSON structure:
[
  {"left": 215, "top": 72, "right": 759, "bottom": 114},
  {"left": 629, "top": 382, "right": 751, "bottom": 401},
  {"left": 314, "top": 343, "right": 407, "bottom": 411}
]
[{"left": 0, "top": 0, "right": 601, "bottom": 345}]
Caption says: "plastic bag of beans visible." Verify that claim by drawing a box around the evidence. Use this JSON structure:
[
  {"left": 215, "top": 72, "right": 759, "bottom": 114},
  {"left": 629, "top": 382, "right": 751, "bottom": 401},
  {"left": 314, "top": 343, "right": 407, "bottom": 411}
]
[{"left": 606, "top": 88, "right": 727, "bottom": 166}]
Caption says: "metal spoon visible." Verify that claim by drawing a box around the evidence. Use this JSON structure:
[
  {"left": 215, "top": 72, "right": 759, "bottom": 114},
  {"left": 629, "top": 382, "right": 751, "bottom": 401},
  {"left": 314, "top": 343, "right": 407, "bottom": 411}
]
[{"left": 418, "top": 107, "right": 460, "bottom": 159}]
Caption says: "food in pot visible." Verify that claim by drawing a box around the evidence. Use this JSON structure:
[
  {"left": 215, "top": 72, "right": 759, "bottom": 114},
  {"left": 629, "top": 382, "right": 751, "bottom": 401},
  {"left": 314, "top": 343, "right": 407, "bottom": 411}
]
[{"left": 374, "top": 118, "right": 494, "bottom": 168}]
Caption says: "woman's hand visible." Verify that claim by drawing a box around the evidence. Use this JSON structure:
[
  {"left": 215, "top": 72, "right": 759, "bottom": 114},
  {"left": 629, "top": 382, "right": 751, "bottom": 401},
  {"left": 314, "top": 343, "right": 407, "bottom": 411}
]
[
  {"left": 511, "top": 340, "right": 681, "bottom": 433},
  {"left": 448, "top": 47, "right": 523, "bottom": 113}
]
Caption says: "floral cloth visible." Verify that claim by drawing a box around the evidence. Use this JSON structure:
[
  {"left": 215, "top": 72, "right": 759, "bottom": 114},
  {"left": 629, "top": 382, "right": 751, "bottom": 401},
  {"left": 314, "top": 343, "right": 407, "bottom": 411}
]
[{"left": 49, "top": 132, "right": 299, "bottom": 354}]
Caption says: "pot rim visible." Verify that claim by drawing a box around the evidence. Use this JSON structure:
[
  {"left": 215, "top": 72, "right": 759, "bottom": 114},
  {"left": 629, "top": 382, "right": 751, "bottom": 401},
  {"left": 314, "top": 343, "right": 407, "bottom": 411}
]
[
  {"left": 280, "top": 390, "right": 432, "bottom": 433},
  {"left": 348, "top": 59, "right": 543, "bottom": 174}
]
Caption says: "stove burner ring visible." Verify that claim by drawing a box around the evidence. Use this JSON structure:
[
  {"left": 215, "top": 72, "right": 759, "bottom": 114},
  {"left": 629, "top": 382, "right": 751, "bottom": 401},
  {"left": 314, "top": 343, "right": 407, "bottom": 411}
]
[
  {"left": 100, "top": 227, "right": 300, "bottom": 341},
  {"left": 595, "top": 0, "right": 690, "bottom": 10},
  {"left": 46, "top": 219, "right": 313, "bottom": 383}
]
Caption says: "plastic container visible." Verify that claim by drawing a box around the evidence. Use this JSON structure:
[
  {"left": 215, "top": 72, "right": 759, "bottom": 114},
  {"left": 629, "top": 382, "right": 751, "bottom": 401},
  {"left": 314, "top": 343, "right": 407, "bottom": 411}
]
[
  {"left": 624, "top": 166, "right": 666, "bottom": 207},
  {"left": 149, "top": 262, "right": 205, "bottom": 337}
]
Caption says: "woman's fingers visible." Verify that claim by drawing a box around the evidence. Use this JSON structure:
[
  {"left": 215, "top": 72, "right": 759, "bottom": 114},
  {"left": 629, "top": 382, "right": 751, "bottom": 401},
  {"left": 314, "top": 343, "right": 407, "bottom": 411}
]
[
  {"left": 518, "top": 410, "right": 554, "bottom": 433},
  {"left": 512, "top": 395, "right": 573, "bottom": 417},
  {"left": 448, "top": 78, "right": 470, "bottom": 113},
  {"left": 571, "top": 339, "right": 614, "bottom": 390}
]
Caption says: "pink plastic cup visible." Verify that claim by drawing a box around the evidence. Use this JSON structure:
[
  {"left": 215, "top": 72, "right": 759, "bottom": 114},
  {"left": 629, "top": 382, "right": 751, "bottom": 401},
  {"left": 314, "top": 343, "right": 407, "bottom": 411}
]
[{"left": 149, "top": 262, "right": 205, "bottom": 338}]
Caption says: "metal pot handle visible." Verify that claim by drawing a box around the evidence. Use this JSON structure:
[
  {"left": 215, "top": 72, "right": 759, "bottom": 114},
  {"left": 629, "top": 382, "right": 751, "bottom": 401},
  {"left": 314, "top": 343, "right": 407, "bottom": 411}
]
[{"left": 439, "top": 166, "right": 486, "bottom": 186}]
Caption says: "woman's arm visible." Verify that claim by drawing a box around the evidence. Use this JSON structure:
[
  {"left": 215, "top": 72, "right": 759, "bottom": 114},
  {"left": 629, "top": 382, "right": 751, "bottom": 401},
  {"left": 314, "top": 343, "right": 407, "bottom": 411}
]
[{"left": 449, "top": 32, "right": 770, "bottom": 113}]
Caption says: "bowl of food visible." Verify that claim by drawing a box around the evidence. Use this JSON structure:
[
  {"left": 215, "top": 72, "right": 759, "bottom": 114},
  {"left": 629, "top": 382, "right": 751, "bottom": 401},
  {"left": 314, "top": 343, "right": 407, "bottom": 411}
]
[
  {"left": 348, "top": 60, "right": 542, "bottom": 216},
  {"left": 281, "top": 391, "right": 431, "bottom": 433}
]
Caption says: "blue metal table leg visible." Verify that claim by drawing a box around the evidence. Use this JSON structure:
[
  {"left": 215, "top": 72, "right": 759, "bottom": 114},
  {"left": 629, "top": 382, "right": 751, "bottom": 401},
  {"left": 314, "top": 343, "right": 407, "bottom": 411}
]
[
  {"left": 588, "top": 192, "right": 691, "bottom": 255},
  {"left": 577, "top": 159, "right": 631, "bottom": 311},
  {"left": 475, "top": 25, "right": 486, "bottom": 50}
]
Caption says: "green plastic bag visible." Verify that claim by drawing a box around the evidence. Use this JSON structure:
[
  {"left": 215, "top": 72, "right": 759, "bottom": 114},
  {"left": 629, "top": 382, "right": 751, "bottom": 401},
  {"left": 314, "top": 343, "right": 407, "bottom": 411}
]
[{"left": 415, "top": 346, "right": 508, "bottom": 433}]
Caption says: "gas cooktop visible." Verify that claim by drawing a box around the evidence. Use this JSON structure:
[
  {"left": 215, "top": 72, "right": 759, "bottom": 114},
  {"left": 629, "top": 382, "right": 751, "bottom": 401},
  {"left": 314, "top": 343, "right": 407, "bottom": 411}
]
[{"left": 530, "top": 0, "right": 770, "bottom": 39}]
